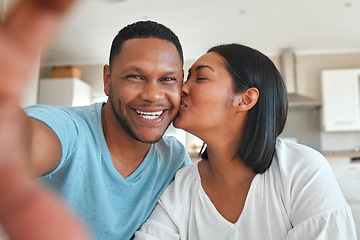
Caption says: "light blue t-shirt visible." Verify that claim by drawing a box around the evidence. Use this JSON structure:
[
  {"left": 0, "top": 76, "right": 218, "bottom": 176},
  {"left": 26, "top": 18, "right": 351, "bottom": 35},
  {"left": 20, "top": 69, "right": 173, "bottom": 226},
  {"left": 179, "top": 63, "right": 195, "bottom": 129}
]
[{"left": 26, "top": 103, "right": 192, "bottom": 240}]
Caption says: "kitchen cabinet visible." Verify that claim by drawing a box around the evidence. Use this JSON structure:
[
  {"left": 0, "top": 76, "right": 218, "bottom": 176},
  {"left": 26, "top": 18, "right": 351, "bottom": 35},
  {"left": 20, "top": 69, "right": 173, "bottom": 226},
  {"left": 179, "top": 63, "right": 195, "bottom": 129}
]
[
  {"left": 38, "top": 78, "right": 91, "bottom": 107},
  {"left": 321, "top": 69, "right": 360, "bottom": 131}
]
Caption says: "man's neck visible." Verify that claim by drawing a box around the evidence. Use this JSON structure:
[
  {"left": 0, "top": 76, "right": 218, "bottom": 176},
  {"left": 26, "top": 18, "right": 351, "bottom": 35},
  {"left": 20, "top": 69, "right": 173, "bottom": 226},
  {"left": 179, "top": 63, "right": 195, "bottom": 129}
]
[{"left": 101, "top": 102, "right": 151, "bottom": 177}]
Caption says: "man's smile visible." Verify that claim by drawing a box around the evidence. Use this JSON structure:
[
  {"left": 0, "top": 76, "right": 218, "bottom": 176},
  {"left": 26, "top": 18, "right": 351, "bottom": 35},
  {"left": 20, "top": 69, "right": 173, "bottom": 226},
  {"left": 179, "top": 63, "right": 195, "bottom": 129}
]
[{"left": 135, "top": 110, "right": 164, "bottom": 120}]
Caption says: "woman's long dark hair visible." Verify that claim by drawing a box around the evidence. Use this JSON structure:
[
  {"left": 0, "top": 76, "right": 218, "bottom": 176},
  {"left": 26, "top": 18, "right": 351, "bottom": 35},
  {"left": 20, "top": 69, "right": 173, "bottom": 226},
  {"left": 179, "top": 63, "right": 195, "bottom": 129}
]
[{"left": 201, "top": 44, "right": 288, "bottom": 174}]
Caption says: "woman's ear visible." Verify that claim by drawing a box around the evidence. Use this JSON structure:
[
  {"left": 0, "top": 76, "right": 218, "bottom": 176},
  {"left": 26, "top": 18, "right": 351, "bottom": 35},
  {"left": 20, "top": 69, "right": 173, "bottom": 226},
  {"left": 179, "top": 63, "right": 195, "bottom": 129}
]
[
  {"left": 103, "top": 64, "right": 111, "bottom": 96},
  {"left": 234, "top": 87, "right": 259, "bottom": 111}
]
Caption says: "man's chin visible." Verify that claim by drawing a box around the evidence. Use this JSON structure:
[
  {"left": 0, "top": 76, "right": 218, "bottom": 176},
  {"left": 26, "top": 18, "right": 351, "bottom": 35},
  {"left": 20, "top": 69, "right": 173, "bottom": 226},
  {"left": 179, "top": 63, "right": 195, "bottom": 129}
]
[
  {"left": 138, "top": 122, "right": 174, "bottom": 143},
  {"left": 137, "top": 137, "right": 162, "bottom": 144},
  {"left": 132, "top": 130, "right": 167, "bottom": 144}
]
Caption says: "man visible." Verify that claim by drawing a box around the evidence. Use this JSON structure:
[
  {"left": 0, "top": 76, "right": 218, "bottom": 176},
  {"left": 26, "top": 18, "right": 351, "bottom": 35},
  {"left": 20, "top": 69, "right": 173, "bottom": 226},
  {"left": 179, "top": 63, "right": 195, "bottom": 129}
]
[
  {"left": 0, "top": 0, "right": 90, "bottom": 239},
  {"left": 25, "top": 20, "right": 192, "bottom": 239}
]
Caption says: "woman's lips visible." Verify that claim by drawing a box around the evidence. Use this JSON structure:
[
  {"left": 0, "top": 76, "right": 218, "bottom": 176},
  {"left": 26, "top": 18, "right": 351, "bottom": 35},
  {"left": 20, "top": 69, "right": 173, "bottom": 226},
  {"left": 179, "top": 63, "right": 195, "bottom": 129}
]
[{"left": 180, "top": 99, "right": 187, "bottom": 108}]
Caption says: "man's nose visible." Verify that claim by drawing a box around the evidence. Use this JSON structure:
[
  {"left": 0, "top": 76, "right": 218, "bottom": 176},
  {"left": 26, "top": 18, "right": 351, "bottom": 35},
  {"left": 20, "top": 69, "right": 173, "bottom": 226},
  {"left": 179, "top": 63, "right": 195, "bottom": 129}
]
[{"left": 140, "top": 81, "right": 165, "bottom": 102}]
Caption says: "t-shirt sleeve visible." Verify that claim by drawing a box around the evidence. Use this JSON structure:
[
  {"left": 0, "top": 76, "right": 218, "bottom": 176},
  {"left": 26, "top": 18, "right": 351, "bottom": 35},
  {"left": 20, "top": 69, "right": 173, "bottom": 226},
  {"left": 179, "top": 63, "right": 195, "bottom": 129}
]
[
  {"left": 159, "top": 135, "right": 193, "bottom": 171},
  {"left": 286, "top": 205, "right": 357, "bottom": 239},
  {"left": 25, "top": 104, "right": 79, "bottom": 175},
  {"left": 277, "top": 141, "right": 358, "bottom": 239}
]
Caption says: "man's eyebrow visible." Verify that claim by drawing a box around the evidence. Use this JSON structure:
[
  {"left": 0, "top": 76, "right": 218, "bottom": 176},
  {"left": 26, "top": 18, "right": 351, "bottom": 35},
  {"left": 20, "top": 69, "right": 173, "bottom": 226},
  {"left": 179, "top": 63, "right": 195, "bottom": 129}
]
[
  {"left": 195, "top": 65, "right": 214, "bottom": 72},
  {"left": 162, "top": 70, "right": 179, "bottom": 75},
  {"left": 120, "top": 67, "right": 179, "bottom": 76},
  {"left": 120, "top": 66, "right": 143, "bottom": 75}
]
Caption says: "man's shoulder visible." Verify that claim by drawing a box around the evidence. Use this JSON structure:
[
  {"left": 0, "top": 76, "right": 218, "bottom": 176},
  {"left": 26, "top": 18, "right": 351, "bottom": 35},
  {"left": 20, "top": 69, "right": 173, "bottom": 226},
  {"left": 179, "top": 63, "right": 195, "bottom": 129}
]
[
  {"left": 154, "top": 135, "right": 192, "bottom": 165},
  {"left": 25, "top": 103, "right": 101, "bottom": 123},
  {"left": 156, "top": 135, "right": 185, "bottom": 152}
]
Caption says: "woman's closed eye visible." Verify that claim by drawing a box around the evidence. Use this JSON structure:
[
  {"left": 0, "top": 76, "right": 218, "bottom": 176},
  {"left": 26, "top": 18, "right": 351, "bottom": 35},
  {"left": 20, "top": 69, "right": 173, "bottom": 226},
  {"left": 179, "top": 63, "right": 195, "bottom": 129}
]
[{"left": 196, "top": 76, "right": 207, "bottom": 81}]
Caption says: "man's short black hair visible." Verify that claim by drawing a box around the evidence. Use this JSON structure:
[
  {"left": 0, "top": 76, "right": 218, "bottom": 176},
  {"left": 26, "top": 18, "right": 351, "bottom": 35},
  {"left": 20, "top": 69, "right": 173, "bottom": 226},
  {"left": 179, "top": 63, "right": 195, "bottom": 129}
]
[{"left": 109, "top": 20, "right": 183, "bottom": 71}]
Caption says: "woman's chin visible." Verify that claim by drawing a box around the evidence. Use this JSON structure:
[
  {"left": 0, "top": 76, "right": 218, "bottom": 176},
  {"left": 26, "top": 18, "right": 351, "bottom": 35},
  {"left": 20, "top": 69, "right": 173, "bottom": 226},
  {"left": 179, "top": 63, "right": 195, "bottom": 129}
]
[
  {"left": 173, "top": 122, "right": 183, "bottom": 130},
  {"left": 173, "top": 116, "right": 198, "bottom": 137},
  {"left": 173, "top": 116, "right": 183, "bottom": 129}
]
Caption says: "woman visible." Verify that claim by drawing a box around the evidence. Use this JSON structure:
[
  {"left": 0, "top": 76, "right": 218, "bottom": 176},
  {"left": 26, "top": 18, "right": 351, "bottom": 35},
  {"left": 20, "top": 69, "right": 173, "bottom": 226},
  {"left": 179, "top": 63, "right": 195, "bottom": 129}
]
[{"left": 134, "top": 44, "right": 357, "bottom": 239}]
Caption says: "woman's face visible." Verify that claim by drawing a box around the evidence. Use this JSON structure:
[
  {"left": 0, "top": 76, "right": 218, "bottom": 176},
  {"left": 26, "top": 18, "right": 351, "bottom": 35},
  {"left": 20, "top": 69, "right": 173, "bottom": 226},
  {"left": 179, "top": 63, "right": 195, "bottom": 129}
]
[{"left": 173, "top": 52, "right": 238, "bottom": 139}]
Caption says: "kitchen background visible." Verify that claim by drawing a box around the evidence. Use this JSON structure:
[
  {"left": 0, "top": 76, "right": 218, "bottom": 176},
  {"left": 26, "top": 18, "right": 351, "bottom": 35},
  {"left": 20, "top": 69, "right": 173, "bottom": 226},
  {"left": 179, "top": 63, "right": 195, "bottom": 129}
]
[
  {"left": 37, "top": 52, "right": 360, "bottom": 154},
  {"left": 1, "top": 0, "right": 360, "bottom": 238},
  {"left": 1, "top": 0, "right": 358, "bottom": 154}
]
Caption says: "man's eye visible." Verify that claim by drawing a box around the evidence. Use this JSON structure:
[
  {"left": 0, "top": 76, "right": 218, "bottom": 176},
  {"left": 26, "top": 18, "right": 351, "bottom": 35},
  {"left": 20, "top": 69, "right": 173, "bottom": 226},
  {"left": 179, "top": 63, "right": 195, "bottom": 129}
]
[
  {"left": 163, "top": 77, "right": 176, "bottom": 82},
  {"left": 127, "top": 75, "right": 141, "bottom": 79},
  {"left": 196, "top": 77, "right": 206, "bottom": 81}
]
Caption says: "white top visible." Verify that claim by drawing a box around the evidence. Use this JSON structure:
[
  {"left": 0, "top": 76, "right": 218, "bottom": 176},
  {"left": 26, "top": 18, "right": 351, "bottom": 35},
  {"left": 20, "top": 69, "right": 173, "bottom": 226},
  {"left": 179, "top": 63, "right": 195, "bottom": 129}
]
[{"left": 135, "top": 139, "right": 357, "bottom": 240}]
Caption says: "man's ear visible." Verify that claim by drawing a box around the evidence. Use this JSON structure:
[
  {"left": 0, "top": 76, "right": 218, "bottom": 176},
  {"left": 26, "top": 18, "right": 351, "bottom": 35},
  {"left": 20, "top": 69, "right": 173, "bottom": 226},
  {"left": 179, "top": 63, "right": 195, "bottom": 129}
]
[
  {"left": 103, "top": 64, "right": 111, "bottom": 96},
  {"left": 233, "top": 87, "right": 259, "bottom": 112}
]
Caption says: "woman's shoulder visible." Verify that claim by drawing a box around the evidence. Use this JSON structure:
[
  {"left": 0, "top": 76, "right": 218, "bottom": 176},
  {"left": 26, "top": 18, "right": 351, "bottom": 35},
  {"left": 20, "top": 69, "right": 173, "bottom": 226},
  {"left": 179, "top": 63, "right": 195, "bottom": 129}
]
[
  {"left": 158, "top": 163, "right": 200, "bottom": 210},
  {"left": 267, "top": 139, "right": 337, "bottom": 204},
  {"left": 271, "top": 139, "right": 350, "bottom": 228},
  {"left": 273, "top": 138, "right": 329, "bottom": 175},
  {"left": 270, "top": 139, "right": 345, "bottom": 205},
  {"left": 175, "top": 162, "right": 198, "bottom": 181},
  {"left": 162, "top": 163, "right": 199, "bottom": 196}
]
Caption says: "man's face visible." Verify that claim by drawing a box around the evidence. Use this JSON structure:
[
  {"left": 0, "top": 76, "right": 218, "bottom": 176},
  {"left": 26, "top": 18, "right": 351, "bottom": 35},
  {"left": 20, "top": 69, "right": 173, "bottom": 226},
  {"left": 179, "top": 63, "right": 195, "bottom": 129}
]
[{"left": 103, "top": 38, "right": 183, "bottom": 143}]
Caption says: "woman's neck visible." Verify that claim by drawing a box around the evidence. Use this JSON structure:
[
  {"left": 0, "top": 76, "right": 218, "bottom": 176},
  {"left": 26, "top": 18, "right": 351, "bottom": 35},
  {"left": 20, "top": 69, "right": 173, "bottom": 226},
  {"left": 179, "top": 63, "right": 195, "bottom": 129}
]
[
  {"left": 198, "top": 144, "right": 256, "bottom": 224},
  {"left": 200, "top": 141, "right": 255, "bottom": 186}
]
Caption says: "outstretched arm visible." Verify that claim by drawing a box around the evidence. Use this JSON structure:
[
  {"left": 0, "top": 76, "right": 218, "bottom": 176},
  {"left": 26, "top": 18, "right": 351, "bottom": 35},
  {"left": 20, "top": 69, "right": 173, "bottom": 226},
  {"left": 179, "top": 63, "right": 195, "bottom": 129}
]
[{"left": 0, "top": 0, "right": 91, "bottom": 239}]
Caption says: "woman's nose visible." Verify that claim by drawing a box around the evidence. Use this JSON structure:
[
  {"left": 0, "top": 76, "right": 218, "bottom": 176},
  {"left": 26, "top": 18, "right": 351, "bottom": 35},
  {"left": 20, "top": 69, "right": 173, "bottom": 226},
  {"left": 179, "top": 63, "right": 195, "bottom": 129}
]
[
  {"left": 181, "top": 90, "right": 188, "bottom": 97},
  {"left": 181, "top": 82, "right": 190, "bottom": 97}
]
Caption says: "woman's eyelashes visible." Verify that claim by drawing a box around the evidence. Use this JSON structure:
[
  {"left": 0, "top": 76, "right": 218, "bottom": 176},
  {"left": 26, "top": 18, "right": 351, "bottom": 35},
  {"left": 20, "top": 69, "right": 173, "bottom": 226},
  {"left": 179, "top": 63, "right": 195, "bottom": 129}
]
[{"left": 186, "top": 72, "right": 207, "bottom": 82}]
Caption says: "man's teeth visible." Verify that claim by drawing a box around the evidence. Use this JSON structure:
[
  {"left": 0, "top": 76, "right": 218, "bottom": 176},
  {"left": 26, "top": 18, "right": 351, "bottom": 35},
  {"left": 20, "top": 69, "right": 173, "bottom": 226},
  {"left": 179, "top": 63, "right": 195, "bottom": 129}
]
[{"left": 136, "top": 110, "right": 163, "bottom": 120}]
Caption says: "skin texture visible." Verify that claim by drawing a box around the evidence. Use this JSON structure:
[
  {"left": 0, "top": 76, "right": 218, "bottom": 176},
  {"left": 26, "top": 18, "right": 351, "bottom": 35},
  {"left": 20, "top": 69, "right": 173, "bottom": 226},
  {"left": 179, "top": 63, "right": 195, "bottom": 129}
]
[
  {"left": 174, "top": 52, "right": 238, "bottom": 136},
  {"left": 27, "top": 38, "right": 184, "bottom": 179},
  {"left": 174, "top": 52, "right": 259, "bottom": 223},
  {"left": 102, "top": 37, "right": 183, "bottom": 177},
  {"left": 0, "top": 0, "right": 92, "bottom": 239}
]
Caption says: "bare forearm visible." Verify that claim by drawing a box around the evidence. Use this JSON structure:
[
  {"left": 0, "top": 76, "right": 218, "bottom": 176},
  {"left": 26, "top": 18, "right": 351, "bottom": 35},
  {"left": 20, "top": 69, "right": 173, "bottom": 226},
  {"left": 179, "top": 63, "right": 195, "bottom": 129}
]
[
  {"left": 0, "top": 0, "right": 78, "bottom": 102},
  {"left": 0, "top": 179, "right": 91, "bottom": 240},
  {"left": 0, "top": 103, "right": 91, "bottom": 240},
  {"left": 0, "top": 0, "right": 92, "bottom": 238}
]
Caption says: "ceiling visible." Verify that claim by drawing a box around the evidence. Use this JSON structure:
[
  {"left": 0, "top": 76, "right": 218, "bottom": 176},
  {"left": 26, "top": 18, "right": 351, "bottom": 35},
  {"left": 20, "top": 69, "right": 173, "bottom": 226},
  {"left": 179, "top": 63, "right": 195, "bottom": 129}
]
[{"left": 4, "top": 0, "right": 360, "bottom": 66}]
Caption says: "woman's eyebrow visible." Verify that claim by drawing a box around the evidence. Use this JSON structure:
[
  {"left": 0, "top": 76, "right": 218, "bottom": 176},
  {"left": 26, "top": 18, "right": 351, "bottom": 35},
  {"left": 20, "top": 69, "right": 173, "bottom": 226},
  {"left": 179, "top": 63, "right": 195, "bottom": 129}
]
[
  {"left": 187, "top": 65, "right": 214, "bottom": 77},
  {"left": 195, "top": 65, "right": 214, "bottom": 72}
]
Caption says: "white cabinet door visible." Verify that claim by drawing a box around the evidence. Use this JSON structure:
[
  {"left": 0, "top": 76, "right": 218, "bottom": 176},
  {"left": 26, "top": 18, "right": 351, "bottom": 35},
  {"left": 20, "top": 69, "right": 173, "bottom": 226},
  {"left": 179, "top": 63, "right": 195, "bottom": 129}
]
[
  {"left": 38, "top": 78, "right": 91, "bottom": 107},
  {"left": 321, "top": 69, "right": 360, "bottom": 131}
]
